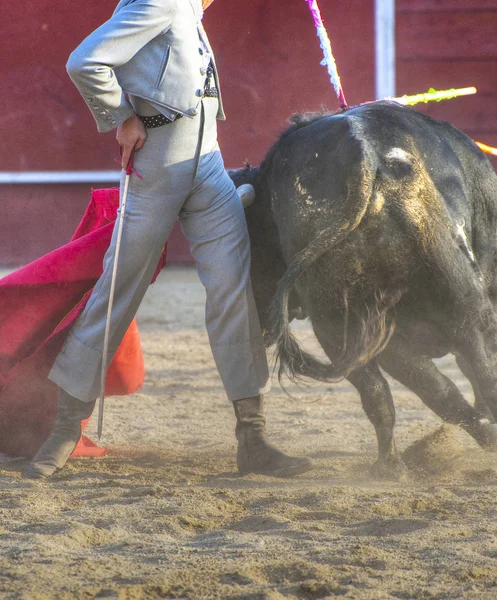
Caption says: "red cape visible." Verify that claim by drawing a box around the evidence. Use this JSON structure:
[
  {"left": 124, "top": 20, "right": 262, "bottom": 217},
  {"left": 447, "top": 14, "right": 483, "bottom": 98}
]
[{"left": 0, "top": 188, "right": 166, "bottom": 459}]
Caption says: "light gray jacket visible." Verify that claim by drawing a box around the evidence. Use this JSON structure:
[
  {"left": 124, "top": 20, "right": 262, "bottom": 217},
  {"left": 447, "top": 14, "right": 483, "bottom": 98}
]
[{"left": 66, "top": 0, "right": 225, "bottom": 133}]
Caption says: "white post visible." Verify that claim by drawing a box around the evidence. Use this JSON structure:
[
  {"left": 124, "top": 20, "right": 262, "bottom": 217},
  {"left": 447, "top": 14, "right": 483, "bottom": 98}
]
[
  {"left": 0, "top": 171, "right": 121, "bottom": 184},
  {"left": 375, "top": 0, "right": 396, "bottom": 100}
]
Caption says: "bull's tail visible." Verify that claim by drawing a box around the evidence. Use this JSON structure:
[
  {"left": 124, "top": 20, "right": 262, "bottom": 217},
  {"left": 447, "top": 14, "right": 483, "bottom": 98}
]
[
  {"left": 267, "top": 139, "right": 397, "bottom": 382},
  {"left": 272, "top": 287, "right": 397, "bottom": 383}
]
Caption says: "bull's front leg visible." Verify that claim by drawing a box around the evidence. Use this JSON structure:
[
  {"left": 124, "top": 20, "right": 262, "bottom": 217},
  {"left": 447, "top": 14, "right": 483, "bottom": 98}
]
[
  {"left": 347, "top": 362, "right": 408, "bottom": 481},
  {"left": 380, "top": 339, "right": 497, "bottom": 451},
  {"left": 455, "top": 354, "right": 495, "bottom": 423},
  {"left": 449, "top": 299, "right": 497, "bottom": 434},
  {"left": 455, "top": 325, "right": 497, "bottom": 432}
]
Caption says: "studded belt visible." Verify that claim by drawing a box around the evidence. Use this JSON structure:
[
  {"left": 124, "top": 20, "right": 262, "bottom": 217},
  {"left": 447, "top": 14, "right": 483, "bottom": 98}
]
[
  {"left": 139, "top": 113, "right": 182, "bottom": 129},
  {"left": 203, "top": 87, "right": 219, "bottom": 98},
  {"left": 139, "top": 89, "right": 220, "bottom": 129}
]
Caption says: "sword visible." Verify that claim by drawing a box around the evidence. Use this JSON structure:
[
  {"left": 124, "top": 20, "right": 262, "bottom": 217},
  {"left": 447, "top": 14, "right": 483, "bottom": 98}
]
[{"left": 97, "top": 147, "right": 136, "bottom": 440}]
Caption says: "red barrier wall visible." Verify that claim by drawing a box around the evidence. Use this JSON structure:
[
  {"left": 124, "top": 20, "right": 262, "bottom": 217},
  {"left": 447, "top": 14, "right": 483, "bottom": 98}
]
[
  {"left": 0, "top": 0, "right": 374, "bottom": 266},
  {"left": 4, "top": 1, "right": 497, "bottom": 266},
  {"left": 396, "top": 0, "right": 497, "bottom": 153}
]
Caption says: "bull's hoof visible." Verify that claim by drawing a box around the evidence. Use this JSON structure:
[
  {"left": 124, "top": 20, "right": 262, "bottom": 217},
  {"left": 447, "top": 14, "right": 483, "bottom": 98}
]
[
  {"left": 475, "top": 422, "right": 497, "bottom": 451},
  {"left": 369, "top": 457, "right": 409, "bottom": 482}
]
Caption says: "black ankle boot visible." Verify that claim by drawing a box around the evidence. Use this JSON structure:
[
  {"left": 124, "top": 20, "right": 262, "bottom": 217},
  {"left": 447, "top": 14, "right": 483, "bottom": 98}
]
[
  {"left": 22, "top": 390, "right": 96, "bottom": 479},
  {"left": 234, "top": 396, "right": 314, "bottom": 477}
]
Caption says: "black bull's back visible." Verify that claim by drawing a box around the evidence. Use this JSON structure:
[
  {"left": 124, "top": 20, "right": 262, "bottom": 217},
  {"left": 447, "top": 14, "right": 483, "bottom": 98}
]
[
  {"left": 232, "top": 102, "right": 497, "bottom": 374},
  {"left": 230, "top": 101, "right": 497, "bottom": 478}
]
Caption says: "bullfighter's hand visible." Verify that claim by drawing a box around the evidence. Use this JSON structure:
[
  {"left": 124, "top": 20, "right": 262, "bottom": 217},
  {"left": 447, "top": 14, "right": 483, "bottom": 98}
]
[{"left": 116, "top": 114, "right": 147, "bottom": 170}]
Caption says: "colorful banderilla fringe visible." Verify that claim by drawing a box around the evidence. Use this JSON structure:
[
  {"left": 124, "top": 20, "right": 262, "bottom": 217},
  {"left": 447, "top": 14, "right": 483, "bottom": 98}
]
[
  {"left": 391, "top": 87, "right": 477, "bottom": 106},
  {"left": 305, "top": 0, "right": 348, "bottom": 109},
  {"left": 389, "top": 87, "right": 497, "bottom": 157},
  {"left": 303, "top": 3, "right": 497, "bottom": 158}
]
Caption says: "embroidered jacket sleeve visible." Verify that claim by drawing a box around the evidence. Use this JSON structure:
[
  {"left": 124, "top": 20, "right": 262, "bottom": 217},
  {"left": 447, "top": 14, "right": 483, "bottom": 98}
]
[{"left": 66, "top": 0, "right": 178, "bottom": 133}]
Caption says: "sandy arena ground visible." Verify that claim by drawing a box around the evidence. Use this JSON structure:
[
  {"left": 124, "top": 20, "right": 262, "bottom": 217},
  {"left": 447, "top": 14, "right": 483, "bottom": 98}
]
[{"left": 3, "top": 267, "right": 497, "bottom": 599}]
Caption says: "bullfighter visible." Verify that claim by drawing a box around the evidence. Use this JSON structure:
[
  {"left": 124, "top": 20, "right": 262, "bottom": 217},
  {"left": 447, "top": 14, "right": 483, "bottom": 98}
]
[{"left": 23, "top": 0, "right": 313, "bottom": 479}]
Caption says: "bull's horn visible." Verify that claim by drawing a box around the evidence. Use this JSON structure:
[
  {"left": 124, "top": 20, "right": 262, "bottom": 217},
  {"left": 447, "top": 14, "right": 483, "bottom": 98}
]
[{"left": 237, "top": 183, "right": 255, "bottom": 209}]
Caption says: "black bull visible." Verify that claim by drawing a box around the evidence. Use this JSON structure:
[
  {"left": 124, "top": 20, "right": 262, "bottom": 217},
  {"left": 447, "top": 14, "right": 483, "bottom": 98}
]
[{"left": 229, "top": 101, "right": 497, "bottom": 480}]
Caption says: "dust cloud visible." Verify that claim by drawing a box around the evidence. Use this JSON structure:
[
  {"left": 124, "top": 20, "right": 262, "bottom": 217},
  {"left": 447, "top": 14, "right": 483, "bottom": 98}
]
[{"left": 2, "top": 267, "right": 497, "bottom": 599}]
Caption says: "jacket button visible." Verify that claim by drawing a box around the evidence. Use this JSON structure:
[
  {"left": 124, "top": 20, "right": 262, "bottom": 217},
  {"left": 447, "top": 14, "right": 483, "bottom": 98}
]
[
  {"left": 200, "top": 67, "right": 207, "bottom": 75},
  {"left": 199, "top": 48, "right": 204, "bottom": 55},
  {"left": 187, "top": 108, "right": 198, "bottom": 117},
  {"left": 195, "top": 89, "right": 202, "bottom": 97}
]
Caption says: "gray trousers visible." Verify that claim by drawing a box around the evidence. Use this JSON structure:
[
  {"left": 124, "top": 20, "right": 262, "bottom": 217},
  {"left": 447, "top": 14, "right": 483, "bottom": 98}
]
[{"left": 49, "top": 97, "right": 270, "bottom": 403}]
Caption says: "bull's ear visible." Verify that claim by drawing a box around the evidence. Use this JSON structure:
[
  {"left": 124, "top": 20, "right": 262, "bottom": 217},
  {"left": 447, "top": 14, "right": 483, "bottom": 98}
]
[{"left": 237, "top": 184, "right": 255, "bottom": 209}]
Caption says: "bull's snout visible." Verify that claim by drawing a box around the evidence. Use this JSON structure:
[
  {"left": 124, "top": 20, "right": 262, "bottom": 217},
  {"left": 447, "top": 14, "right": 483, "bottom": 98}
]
[{"left": 236, "top": 184, "right": 255, "bottom": 209}]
